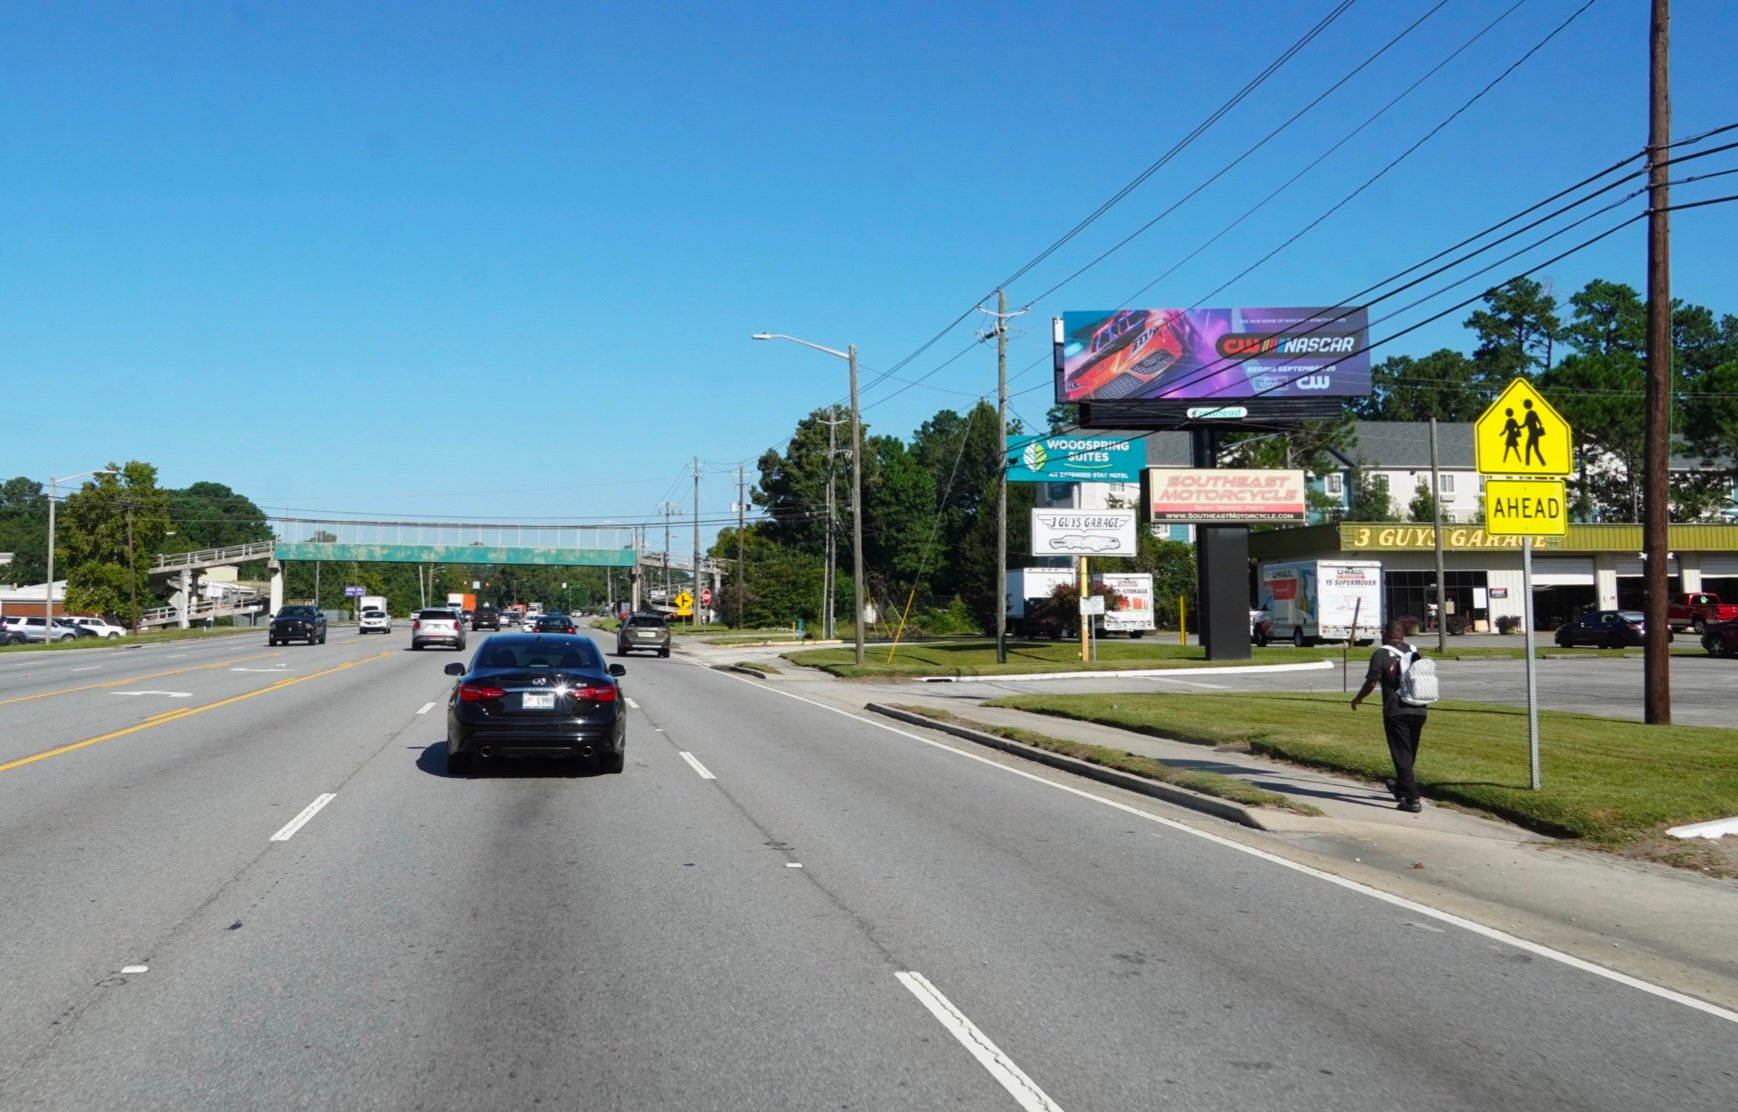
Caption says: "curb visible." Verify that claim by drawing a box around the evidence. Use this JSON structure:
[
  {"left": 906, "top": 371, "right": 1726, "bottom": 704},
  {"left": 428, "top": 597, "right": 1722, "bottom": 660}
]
[
  {"left": 719, "top": 663, "right": 773, "bottom": 679},
  {"left": 865, "top": 703, "right": 1268, "bottom": 831},
  {"left": 918, "top": 660, "right": 1335, "bottom": 683}
]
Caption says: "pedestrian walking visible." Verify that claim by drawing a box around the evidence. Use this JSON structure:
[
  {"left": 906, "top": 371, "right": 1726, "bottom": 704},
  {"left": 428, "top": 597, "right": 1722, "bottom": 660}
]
[{"left": 1349, "top": 621, "right": 1428, "bottom": 812}]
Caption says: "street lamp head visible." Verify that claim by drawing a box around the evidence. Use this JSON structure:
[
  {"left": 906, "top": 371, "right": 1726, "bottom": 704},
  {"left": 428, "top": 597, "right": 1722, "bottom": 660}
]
[{"left": 751, "top": 333, "right": 773, "bottom": 341}]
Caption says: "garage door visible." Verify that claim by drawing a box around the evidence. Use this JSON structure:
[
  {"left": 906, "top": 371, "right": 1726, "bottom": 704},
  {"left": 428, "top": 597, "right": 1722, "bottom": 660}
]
[
  {"left": 1615, "top": 556, "right": 1679, "bottom": 576},
  {"left": 1699, "top": 556, "right": 1738, "bottom": 576},
  {"left": 1529, "top": 557, "right": 1594, "bottom": 586}
]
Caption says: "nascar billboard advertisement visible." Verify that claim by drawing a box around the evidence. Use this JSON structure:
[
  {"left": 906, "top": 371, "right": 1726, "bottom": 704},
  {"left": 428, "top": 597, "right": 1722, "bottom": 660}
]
[{"left": 1057, "top": 307, "right": 1370, "bottom": 403}]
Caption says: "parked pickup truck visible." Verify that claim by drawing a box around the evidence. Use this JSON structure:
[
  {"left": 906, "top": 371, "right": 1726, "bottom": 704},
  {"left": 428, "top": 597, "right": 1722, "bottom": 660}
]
[{"left": 1665, "top": 592, "right": 1738, "bottom": 634}]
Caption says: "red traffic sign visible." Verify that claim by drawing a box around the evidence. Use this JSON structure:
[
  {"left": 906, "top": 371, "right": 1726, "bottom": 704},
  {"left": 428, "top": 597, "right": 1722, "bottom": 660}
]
[{"left": 700, "top": 588, "right": 712, "bottom": 606}]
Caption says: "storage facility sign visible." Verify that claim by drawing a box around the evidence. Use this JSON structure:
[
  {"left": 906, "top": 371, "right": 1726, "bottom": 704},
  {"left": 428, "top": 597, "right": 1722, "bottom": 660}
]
[
  {"left": 1029, "top": 509, "right": 1137, "bottom": 557},
  {"left": 1005, "top": 434, "right": 1142, "bottom": 483},
  {"left": 1147, "top": 468, "right": 1307, "bottom": 523}
]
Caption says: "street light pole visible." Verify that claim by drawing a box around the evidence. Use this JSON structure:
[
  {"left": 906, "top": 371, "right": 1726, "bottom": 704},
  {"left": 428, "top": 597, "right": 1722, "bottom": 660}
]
[
  {"left": 752, "top": 332, "right": 866, "bottom": 665},
  {"left": 45, "top": 467, "right": 118, "bottom": 625}
]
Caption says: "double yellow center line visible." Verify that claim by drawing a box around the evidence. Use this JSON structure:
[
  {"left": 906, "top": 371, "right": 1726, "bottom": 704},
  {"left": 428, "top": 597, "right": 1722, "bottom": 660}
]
[{"left": 0, "top": 650, "right": 396, "bottom": 775}]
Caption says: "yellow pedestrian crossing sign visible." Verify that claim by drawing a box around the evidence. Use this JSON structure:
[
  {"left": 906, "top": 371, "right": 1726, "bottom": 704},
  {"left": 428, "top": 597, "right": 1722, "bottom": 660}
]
[
  {"left": 1475, "top": 378, "right": 1571, "bottom": 476},
  {"left": 1485, "top": 478, "right": 1568, "bottom": 535}
]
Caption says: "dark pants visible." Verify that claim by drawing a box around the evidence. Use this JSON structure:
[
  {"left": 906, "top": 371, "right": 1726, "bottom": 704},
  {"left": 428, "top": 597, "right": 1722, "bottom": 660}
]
[{"left": 1383, "top": 713, "right": 1426, "bottom": 799}]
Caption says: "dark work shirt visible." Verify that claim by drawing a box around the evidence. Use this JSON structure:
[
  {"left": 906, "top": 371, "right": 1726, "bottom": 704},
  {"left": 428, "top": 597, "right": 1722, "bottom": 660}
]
[{"left": 1367, "top": 642, "right": 1427, "bottom": 718}]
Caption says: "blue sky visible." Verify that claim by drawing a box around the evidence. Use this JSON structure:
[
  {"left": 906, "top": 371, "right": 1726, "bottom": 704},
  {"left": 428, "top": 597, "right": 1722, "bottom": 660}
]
[{"left": 4, "top": 0, "right": 1735, "bottom": 541}]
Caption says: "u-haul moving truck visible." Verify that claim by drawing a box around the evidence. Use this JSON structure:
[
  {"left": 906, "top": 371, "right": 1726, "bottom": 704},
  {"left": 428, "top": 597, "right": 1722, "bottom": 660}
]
[
  {"left": 1092, "top": 572, "right": 1154, "bottom": 637},
  {"left": 1258, "top": 560, "right": 1382, "bottom": 646}
]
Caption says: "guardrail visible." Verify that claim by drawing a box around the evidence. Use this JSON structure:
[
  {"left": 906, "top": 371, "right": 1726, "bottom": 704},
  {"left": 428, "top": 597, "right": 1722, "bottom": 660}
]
[{"left": 140, "top": 593, "right": 269, "bottom": 628}]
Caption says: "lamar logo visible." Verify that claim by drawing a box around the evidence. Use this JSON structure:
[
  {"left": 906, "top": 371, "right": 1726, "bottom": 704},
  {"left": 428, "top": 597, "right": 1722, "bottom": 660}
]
[{"left": 1217, "top": 333, "right": 1358, "bottom": 358}]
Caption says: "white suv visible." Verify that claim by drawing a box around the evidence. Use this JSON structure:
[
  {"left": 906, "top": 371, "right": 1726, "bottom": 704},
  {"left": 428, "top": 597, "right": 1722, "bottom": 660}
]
[
  {"left": 69, "top": 617, "right": 127, "bottom": 639},
  {"left": 359, "top": 608, "right": 392, "bottom": 634}
]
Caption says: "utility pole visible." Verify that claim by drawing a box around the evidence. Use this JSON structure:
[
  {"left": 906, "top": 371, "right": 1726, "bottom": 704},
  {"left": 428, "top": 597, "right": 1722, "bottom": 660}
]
[
  {"left": 848, "top": 344, "right": 864, "bottom": 665},
  {"left": 819, "top": 407, "right": 847, "bottom": 639},
  {"left": 692, "top": 456, "right": 702, "bottom": 629},
  {"left": 1643, "top": 0, "right": 1672, "bottom": 723},
  {"left": 736, "top": 464, "right": 747, "bottom": 630},
  {"left": 659, "top": 502, "right": 677, "bottom": 600},
  {"left": 979, "top": 292, "right": 1028, "bottom": 664},
  {"left": 1430, "top": 418, "right": 1448, "bottom": 653}
]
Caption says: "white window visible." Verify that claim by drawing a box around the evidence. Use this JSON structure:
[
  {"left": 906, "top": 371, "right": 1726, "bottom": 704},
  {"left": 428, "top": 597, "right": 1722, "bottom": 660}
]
[
  {"left": 1323, "top": 473, "right": 1344, "bottom": 497},
  {"left": 1437, "top": 473, "right": 1456, "bottom": 496}
]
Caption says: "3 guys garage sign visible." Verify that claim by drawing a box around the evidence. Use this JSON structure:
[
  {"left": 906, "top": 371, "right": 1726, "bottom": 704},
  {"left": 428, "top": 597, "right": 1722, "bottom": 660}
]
[{"left": 1148, "top": 469, "right": 1307, "bottom": 524}]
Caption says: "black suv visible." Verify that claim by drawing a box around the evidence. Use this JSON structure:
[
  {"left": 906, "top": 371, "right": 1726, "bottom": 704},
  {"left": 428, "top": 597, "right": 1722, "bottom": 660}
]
[
  {"left": 269, "top": 605, "right": 328, "bottom": 646},
  {"left": 471, "top": 605, "right": 501, "bottom": 631}
]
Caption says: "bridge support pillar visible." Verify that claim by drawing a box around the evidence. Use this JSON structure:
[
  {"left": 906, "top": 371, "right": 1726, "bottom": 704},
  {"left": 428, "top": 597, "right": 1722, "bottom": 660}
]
[
  {"left": 269, "top": 560, "right": 284, "bottom": 616},
  {"left": 178, "top": 569, "right": 191, "bottom": 629}
]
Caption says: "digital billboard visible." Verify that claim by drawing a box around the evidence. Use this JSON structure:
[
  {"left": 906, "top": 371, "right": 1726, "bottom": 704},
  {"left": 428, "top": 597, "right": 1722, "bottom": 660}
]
[{"left": 1057, "top": 307, "right": 1370, "bottom": 403}]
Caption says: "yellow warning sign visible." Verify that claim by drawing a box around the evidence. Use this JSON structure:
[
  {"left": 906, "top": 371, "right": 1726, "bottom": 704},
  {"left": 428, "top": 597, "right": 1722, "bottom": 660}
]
[
  {"left": 673, "top": 591, "right": 694, "bottom": 616},
  {"left": 1485, "top": 478, "right": 1568, "bottom": 536},
  {"left": 1474, "top": 378, "right": 1572, "bottom": 476}
]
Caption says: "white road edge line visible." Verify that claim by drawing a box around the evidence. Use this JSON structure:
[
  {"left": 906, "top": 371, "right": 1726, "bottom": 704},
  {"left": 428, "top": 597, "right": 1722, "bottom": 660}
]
[
  {"left": 896, "top": 971, "right": 1065, "bottom": 1112},
  {"left": 703, "top": 660, "right": 1738, "bottom": 1026},
  {"left": 678, "top": 751, "right": 716, "bottom": 780},
  {"left": 270, "top": 793, "right": 337, "bottom": 842},
  {"left": 625, "top": 696, "right": 640, "bottom": 709},
  {"left": 416, "top": 701, "right": 436, "bottom": 715}
]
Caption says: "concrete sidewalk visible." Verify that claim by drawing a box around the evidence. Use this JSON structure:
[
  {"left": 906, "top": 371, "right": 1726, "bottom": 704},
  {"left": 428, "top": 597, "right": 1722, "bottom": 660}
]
[{"left": 682, "top": 634, "right": 1738, "bottom": 1013}]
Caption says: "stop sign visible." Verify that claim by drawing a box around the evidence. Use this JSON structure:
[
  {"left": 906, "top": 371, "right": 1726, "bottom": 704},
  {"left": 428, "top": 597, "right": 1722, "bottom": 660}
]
[{"left": 700, "top": 588, "right": 712, "bottom": 606}]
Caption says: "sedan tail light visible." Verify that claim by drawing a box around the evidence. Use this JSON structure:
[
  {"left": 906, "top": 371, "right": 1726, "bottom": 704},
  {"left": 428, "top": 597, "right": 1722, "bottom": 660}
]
[
  {"left": 572, "top": 684, "right": 618, "bottom": 703},
  {"left": 458, "top": 683, "right": 506, "bottom": 702}
]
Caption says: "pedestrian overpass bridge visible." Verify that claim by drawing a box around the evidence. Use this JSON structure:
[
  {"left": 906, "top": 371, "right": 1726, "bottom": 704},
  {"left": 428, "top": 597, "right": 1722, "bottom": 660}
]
[{"left": 148, "top": 518, "right": 720, "bottom": 627}]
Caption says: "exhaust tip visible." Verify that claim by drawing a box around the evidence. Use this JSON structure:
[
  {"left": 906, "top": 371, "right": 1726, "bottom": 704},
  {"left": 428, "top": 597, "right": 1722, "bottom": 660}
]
[
  {"left": 479, "top": 746, "right": 493, "bottom": 758},
  {"left": 580, "top": 745, "right": 595, "bottom": 758}
]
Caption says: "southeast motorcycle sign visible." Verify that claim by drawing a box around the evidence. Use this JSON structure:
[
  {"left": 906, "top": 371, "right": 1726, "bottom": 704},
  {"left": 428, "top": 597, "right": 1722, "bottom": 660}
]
[{"left": 1005, "top": 434, "right": 1143, "bottom": 483}]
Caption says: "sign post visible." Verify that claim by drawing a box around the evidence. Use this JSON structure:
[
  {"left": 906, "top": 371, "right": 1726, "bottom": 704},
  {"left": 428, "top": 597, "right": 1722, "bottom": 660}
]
[{"left": 1476, "top": 378, "right": 1572, "bottom": 790}]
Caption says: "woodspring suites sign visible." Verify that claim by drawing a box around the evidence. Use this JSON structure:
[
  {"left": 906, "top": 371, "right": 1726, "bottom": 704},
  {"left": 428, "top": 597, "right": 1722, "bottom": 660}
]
[{"left": 1339, "top": 525, "right": 1565, "bottom": 551}]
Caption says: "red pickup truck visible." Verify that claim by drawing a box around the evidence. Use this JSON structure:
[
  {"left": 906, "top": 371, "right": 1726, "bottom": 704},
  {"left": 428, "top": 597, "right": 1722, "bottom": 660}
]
[{"left": 1665, "top": 592, "right": 1738, "bottom": 633}]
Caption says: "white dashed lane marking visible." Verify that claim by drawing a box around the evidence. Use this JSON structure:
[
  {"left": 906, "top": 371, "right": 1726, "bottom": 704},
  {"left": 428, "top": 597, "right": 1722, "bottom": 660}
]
[{"left": 678, "top": 752, "right": 716, "bottom": 780}]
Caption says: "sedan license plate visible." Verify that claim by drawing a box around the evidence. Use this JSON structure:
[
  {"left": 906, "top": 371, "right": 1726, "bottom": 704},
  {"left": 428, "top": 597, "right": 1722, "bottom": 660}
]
[{"left": 521, "top": 692, "right": 556, "bottom": 710}]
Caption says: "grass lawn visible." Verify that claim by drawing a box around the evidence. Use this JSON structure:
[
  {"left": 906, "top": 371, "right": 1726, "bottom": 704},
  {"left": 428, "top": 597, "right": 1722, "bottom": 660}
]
[
  {"left": 784, "top": 638, "right": 1337, "bottom": 677},
  {"left": 984, "top": 690, "right": 1738, "bottom": 847},
  {"left": 888, "top": 704, "right": 1317, "bottom": 816},
  {"left": 0, "top": 625, "right": 262, "bottom": 653}
]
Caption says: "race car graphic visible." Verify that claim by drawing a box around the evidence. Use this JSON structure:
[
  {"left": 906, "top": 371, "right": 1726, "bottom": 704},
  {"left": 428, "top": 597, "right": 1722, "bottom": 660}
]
[{"left": 1062, "top": 309, "right": 1186, "bottom": 402}]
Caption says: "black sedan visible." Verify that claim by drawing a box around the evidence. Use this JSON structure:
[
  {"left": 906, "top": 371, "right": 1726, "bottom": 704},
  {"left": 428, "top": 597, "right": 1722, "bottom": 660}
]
[
  {"left": 1553, "top": 609, "right": 1664, "bottom": 649},
  {"left": 269, "top": 605, "right": 328, "bottom": 646},
  {"left": 1701, "top": 619, "right": 1738, "bottom": 657},
  {"left": 530, "top": 613, "right": 577, "bottom": 635},
  {"left": 443, "top": 633, "right": 626, "bottom": 775}
]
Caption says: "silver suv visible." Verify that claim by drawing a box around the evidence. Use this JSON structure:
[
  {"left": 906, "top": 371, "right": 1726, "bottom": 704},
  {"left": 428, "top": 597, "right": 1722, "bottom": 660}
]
[
  {"left": 616, "top": 613, "right": 671, "bottom": 658},
  {"left": 411, "top": 608, "right": 466, "bottom": 651},
  {"left": 2, "top": 616, "right": 78, "bottom": 643}
]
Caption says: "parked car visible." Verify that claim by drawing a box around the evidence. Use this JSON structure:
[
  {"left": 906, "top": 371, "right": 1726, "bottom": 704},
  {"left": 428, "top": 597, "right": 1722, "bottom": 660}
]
[
  {"left": 3, "top": 616, "right": 78, "bottom": 643},
  {"left": 1665, "top": 592, "right": 1738, "bottom": 634},
  {"left": 67, "top": 616, "right": 127, "bottom": 638},
  {"left": 442, "top": 633, "right": 627, "bottom": 775},
  {"left": 1553, "top": 610, "right": 1665, "bottom": 649},
  {"left": 471, "top": 605, "right": 501, "bottom": 632},
  {"left": 0, "top": 627, "right": 25, "bottom": 646},
  {"left": 1700, "top": 618, "right": 1738, "bottom": 657},
  {"left": 1250, "top": 606, "right": 1274, "bottom": 647},
  {"left": 269, "top": 605, "right": 328, "bottom": 646},
  {"left": 54, "top": 618, "right": 100, "bottom": 639},
  {"left": 358, "top": 608, "right": 392, "bottom": 634},
  {"left": 530, "top": 613, "right": 577, "bottom": 635},
  {"left": 616, "top": 612, "right": 671, "bottom": 658},
  {"left": 411, "top": 608, "right": 467, "bottom": 651}
]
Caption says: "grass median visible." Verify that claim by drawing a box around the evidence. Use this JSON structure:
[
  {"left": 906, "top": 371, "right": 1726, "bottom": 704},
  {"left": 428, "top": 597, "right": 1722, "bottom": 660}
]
[
  {"left": 983, "top": 691, "right": 1738, "bottom": 851},
  {"left": 887, "top": 704, "right": 1317, "bottom": 816},
  {"left": 784, "top": 638, "right": 1337, "bottom": 678}
]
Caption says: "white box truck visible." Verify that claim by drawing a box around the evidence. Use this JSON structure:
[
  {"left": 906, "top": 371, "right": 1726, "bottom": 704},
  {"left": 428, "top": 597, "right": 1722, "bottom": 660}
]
[
  {"left": 359, "top": 595, "right": 388, "bottom": 616},
  {"left": 1258, "top": 560, "right": 1382, "bottom": 647},
  {"left": 1092, "top": 572, "right": 1155, "bottom": 637},
  {"left": 1005, "top": 567, "right": 1079, "bottom": 638}
]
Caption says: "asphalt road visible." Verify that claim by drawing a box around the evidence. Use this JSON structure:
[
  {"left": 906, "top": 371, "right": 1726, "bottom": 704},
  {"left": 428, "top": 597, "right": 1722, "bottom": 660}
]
[{"left": 1, "top": 624, "right": 1733, "bottom": 1110}]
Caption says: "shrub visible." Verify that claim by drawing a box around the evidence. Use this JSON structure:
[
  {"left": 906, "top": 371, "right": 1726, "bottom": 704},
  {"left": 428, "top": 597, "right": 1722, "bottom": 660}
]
[
  {"left": 1398, "top": 615, "right": 1423, "bottom": 635},
  {"left": 1496, "top": 614, "right": 1522, "bottom": 634}
]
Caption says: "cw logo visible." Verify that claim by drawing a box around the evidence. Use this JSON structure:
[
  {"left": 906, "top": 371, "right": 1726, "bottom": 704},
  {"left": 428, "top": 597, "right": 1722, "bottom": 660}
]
[{"left": 1297, "top": 376, "right": 1332, "bottom": 390}]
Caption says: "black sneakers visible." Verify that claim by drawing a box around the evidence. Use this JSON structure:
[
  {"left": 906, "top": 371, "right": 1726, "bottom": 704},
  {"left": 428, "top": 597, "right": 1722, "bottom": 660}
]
[{"left": 1398, "top": 798, "right": 1423, "bottom": 813}]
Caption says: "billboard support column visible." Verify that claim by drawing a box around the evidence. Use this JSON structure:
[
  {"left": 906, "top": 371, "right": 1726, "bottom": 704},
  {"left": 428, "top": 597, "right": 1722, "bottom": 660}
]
[
  {"left": 1188, "top": 428, "right": 1252, "bottom": 662},
  {"left": 1078, "top": 555, "right": 1089, "bottom": 663}
]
